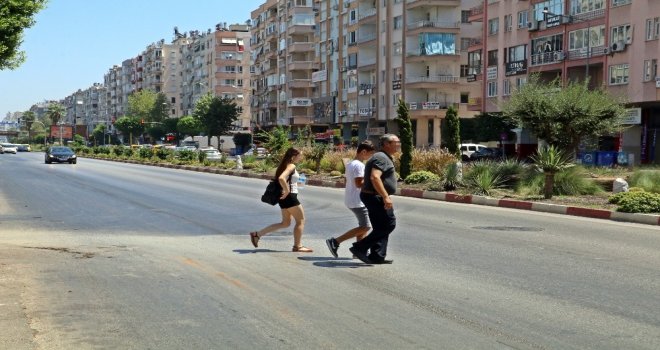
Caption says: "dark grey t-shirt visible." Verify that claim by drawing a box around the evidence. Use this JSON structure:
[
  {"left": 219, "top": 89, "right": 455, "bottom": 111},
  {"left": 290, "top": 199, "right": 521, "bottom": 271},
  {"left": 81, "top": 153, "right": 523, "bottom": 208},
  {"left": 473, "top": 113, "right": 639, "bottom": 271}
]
[{"left": 362, "top": 151, "right": 397, "bottom": 195}]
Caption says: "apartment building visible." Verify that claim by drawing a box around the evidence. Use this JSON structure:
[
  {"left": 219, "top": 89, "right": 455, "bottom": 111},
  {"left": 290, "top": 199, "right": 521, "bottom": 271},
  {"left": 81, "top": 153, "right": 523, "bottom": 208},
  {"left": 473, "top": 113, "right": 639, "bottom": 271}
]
[
  {"left": 253, "top": 0, "right": 481, "bottom": 147},
  {"left": 251, "top": 0, "right": 318, "bottom": 134},
  {"left": 470, "top": 0, "right": 660, "bottom": 164}
]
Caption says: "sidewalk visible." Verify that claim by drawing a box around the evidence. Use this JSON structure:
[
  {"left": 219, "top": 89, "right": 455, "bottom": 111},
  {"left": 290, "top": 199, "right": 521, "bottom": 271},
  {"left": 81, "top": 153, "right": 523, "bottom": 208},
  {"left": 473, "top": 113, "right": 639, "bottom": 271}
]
[{"left": 106, "top": 158, "right": 660, "bottom": 227}]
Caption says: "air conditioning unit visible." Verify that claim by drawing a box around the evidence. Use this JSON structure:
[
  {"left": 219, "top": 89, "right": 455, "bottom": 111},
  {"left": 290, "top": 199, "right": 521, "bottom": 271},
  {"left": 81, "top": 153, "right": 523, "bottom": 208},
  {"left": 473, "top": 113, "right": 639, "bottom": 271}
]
[
  {"left": 311, "top": 25, "right": 316, "bottom": 30},
  {"left": 611, "top": 41, "right": 626, "bottom": 53},
  {"left": 528, "top": 20, "right": 539, "bottom": 31},
  {"left": 553, "top": 51, "right": 566, "bottom": 61}
]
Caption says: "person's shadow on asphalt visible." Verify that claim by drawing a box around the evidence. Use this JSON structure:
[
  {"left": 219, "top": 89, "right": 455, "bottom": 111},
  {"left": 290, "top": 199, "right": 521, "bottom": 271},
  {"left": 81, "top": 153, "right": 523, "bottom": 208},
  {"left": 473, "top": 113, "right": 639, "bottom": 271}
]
[{"left": 297, "top": 256, "right": 372, "bottom": 268}]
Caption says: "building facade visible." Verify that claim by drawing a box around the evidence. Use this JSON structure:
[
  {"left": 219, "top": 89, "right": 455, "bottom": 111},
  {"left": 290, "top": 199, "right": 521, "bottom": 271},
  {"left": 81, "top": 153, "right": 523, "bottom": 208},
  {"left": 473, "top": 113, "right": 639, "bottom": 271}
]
[{"left": 470, "top": 0, "right": 659, "bottom": 163}]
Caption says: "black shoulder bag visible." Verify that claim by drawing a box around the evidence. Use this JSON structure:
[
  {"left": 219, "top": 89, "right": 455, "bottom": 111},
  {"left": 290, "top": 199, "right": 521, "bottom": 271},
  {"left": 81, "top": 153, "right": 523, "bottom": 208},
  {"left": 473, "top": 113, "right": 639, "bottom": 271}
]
[{"left": 261, "top": 179, "right": 282, "bottom": 205}]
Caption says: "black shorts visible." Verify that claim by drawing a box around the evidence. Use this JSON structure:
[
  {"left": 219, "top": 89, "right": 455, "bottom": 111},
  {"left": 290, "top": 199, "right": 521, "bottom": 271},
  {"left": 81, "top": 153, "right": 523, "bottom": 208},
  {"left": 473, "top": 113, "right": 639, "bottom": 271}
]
[{"left": 278, "top": 193, "right": 300, "bottom": 209}]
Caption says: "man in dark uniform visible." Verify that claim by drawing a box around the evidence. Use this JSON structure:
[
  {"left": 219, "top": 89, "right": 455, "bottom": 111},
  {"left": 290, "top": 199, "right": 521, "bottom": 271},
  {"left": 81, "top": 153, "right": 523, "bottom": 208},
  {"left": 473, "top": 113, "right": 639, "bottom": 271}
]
[{"left": 349, "top": 134, "right": 400, "bottom": 264}]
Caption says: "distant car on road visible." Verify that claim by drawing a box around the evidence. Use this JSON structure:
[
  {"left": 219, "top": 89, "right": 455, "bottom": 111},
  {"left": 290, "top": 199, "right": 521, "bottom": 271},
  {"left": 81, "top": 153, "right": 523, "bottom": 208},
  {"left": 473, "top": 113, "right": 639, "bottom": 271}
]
[
  {"left": 1, "top": 143, "right": 18, "bottom": 154},
  {"left": 16, "top": 144, "right": 31, "bottom": 152},
  {"left": 469, "top": 147, "right": 504, "bottom": 161},
  {"left": 460, "top": 143, "right": 487, "bottom": 161},
  {"left": 45, "top": 146, "right": 77, "bottom": 164},
  {"left": 201, "top": 148, "right": 223, "bottom": 161}
]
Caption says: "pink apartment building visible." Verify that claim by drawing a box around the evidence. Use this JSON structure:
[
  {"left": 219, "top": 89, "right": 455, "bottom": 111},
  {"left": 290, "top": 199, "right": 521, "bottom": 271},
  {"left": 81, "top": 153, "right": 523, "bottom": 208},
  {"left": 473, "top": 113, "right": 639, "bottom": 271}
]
[{"left": 470, "top": 0, "right": 659, "bottom": 164}]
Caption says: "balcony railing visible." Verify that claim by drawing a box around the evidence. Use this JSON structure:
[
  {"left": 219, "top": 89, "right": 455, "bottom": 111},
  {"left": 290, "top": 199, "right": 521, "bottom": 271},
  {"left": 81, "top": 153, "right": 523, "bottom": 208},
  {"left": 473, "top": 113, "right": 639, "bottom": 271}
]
[
  {"left": 359, "top": 8, "right": 377, "bottom": 21},
  {"left": 530, "top": 50, "right": 565, "bottom": 66},
  {"left": 357, "top": 33, "right": 377, "bottom": 43},
  {"left": 407, "top": 101, "right": 452, "bottom": 110},
  {"left": 406, "top": 48, "right": 461, "bottom": 57},
  {"left": 407, "top": 20, "right": 461, "bottom": 30},
  {"left": 567, "top": 45, "right": 608, "bottom": 60},
  {"left": 406, "top": 75, "right": 459, "bottom": 84}
]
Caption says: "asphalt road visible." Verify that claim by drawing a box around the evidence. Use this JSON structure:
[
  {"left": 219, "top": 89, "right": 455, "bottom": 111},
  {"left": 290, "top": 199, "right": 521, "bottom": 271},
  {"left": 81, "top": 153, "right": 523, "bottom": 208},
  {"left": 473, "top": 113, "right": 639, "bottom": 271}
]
[{"left": 1, "top": 152, "right": 659, "bottom": 350}]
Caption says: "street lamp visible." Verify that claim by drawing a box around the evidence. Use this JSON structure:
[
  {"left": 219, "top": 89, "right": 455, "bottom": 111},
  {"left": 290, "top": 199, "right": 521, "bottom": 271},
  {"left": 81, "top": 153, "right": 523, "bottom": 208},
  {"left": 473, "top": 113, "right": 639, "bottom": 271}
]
[{"left": 543, "top": 7, "right": 590, "bottom": 81}]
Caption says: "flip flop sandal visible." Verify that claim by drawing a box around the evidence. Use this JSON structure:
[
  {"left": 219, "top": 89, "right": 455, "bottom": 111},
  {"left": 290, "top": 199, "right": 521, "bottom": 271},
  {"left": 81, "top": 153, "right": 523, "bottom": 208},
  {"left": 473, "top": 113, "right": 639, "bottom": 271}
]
[
  {"left": 292, "top": 245, "right": 313, "bottom": 253},
  {"left": 250, "top": 232, "right": 260, "bottom": 248}
]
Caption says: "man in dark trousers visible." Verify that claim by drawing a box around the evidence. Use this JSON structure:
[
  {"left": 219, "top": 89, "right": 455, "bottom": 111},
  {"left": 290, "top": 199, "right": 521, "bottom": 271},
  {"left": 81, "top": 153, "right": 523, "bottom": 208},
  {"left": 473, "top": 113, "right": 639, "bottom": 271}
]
[{"left": 349, "top": 134, "right": 400, "bottom": 264}]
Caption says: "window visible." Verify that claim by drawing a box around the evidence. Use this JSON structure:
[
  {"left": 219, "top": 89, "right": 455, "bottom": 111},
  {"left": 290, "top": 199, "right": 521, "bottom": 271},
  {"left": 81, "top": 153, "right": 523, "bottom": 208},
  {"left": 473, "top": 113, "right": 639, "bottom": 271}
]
[
  {"left": 393, "top": 67, "right": 402, "bottom": 80},
  {"left": 611, "top": 0, "right": 631, "bottom": 7},
  {"left": 516, "top": 77, "right": 527, "bottom": 89},
  {"left": 461, "top": 10, "right": 470, "bottom": 24},
  {"left": 488, "top": 18, "right": 499, "bottom": 35},
  {"left": 646, "top": 17, "right": 660, "bottom": 40},
  {"left": 393, "top": 41, "right": 402, "bottom": 55},
  {"left": 533, "top": 1, "right": 564, "bottom": 21},
  {"left": 507, "top": 44, "right": 526, "bottom": 62},
  {"left": 609, "top": 63, "right": 629, "bottom": 85},
  {"left": 643, "top": 59, "right": 657, "bottom": 82},
  {"left": 503, "top": 79, "right": 511, "bottom": 96},
  {"left": 460, "top": 65, "right": 469, "bottom": 77},
  {"left": 224, "top": 65, "right": 236, "bottom": 73},
  {"left": 468, "top": 50, "right": 482, "bottom": 74},
  {"left": 611, "top": 24, "right": 633, "bottom": 44},
  {"left": 460, "top": 93, "right": 469, "bottom": 104},
  {"left": 487, "top": 81, "right": 498, "bottom": 97},
  {"left": 569, "top": 25, "right": 606, "bottom": 50},
  {"left": 488, "top": 49, "right": 498, "bottom": 66},
  {"left": 570, "top": 0, "right": 604, "bottom": 15},
  {"left": 517, "top": 10, "right": 529, "bottom": 29},
  {"left": 460, "top": 38, "right": 472, "bottom": 50},
  {"left": 348, "top": 31, "right": 357, "bottom": 45},
  {"left": 393, "top": 16, "right": 403, "bottom": 30},
  {"left": 504, "top": 15, "right": 513, "bottom": 32}
]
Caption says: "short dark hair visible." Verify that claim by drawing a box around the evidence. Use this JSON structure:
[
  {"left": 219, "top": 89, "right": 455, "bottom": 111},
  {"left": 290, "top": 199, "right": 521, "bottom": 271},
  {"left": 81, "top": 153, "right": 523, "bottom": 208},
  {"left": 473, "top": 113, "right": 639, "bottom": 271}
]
[{"left": 356, "top": 140, "right": 375, "bottom": 153}]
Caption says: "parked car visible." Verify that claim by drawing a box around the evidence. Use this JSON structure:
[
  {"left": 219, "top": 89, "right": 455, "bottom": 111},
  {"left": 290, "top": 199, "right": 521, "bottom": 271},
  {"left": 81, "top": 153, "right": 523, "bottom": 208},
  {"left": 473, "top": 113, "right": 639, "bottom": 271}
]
[
  {"left": 460, "top": 143, "right": 488, "bottom": 161},
  {"left": 16, "top": 144, "right": 31, "bottom": 152},
  {"left": 201, "top": 148, "right": 222, "bottom": 161},
  {"left": 0, "top": 143, "right": 4, "bottom": 154},
  {"left": 45, "top": 146, "right": 77, "bottom": 164},
  {"left": 0, "top": 143, "right": 18, "bottom": 154},
  {"left": 469, "top": 147, "right": 504, "bottom": 161}
]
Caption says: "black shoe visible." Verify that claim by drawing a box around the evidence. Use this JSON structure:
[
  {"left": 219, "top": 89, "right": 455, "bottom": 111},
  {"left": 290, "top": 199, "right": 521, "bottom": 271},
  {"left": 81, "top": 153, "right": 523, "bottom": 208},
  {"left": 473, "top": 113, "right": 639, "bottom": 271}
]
[
  {"left": 372, "top": 259, "right": 393, "bottom": 264},
  {"left": 349, "top": 247, "right": 372, "bottom": 264},
  {"left": 325, "top": 238, "right": 339, "bottom": 258}
]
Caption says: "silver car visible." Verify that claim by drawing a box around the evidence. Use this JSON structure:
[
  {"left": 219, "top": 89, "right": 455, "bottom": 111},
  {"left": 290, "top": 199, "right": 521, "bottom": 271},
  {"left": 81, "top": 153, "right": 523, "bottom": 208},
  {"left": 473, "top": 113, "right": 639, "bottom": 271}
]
[{"left": 0, "top": 143, "right": 18, "bottom": 154}]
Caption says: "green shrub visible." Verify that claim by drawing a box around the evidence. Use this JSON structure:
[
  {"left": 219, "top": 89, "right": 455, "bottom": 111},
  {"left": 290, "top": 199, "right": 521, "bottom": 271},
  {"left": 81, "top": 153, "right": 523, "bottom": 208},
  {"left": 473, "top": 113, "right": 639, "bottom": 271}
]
[
  {"left": 113, "top": 146, "right": 124, "bottom": 157},
  {"left": 628, "top": 170, "right": 660, "bottom": 193},
  {"left": 138, "top": 148, "right": 153, "bottom": 159},
  {"left": 517, "top": 166, "right": 601, "bottom": 196},
  {"left": 123, "top": 148, "right": 134, "bottom": 157},
  {"left": 404, "top": 170, "right": 441, "bottom": 184},
  {"left": 466, "top": 168, "right": 506, "bottom": 196},
  {"left": 197, "top": 150, "right": 206, "bottom": 163},
  {"left": 176, "top": 149, "right": 196, "bottom": 162},
  {"left": 155, "top": 148, "right": 171, "bottom": 160},
  {"left": 611, "top": 191, "right": 660, "bottom": 213},
  {"left": 329, "top": 170, "right": 342, "bottom": 177}
]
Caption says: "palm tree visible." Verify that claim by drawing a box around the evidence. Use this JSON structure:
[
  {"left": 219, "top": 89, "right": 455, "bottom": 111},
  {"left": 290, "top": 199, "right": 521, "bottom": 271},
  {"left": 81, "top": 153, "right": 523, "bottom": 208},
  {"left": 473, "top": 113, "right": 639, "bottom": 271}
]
[
  {"left": 530, "top": 145, "right": 574, "bottom": 199},
  {"left": 46, "top": 103, "right": 65, "bottom": 126}
]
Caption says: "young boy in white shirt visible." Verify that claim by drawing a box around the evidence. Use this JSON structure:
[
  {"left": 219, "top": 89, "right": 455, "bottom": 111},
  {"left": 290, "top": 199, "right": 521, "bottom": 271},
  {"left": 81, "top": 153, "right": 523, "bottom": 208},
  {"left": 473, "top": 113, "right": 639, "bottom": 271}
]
[{"left": 325, "top": 140, "right": 376, "bottom": 258}]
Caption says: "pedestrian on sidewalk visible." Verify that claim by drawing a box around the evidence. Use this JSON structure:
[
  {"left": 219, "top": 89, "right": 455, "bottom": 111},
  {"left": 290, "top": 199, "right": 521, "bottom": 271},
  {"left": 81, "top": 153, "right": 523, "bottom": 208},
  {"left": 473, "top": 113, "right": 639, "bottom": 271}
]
[
  {"left": 325, "top": 140, "right": 376, "bottom": 258},
  {"left": 249, "top": 147, "right": 313, "bottom": 252},
  {"left": 349, "top": 134, "right": 400, "bottom": 264}
]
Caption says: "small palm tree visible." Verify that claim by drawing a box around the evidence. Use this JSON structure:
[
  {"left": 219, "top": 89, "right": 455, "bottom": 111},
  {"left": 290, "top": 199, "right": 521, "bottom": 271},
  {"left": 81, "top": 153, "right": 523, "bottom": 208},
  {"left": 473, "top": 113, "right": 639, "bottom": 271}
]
[
  {"left": 46, "top": 103, "right": 65, "bottom": 126},
  {"left": 530, "top": 145, "right": 574, "bottom": 199}
]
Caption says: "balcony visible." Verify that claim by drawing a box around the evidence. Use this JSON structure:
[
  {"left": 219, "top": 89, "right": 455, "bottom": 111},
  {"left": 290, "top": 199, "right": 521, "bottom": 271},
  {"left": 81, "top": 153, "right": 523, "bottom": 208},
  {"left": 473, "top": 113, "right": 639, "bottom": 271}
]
[
  {"left": 288, "top": 60, "right": 317, "bottom": 70},
  {"left": 406, "top": 47, "right": 460, "bottom": 61},
  {"left": 358, "top": 57, "right": 377, "bottom": 69},
  {"left": 567, "top": 45, "right": 608, "bottom": 60},
  {"left": 358, "top": 8, "right": 377, "bottom": 21},
  {"left": 530, "top": 50, "right": 565, "bottom": 66},
  {"left": 288, "top": 79, "right": 313, "bottom": 88},
  {"left": 405, "top": 75, "right": 460, "bottom": 87},
  {"left": 406, "top": 21, "right": 461, "bottom": 35},
  {"left": 467, "top": 4, "right": 484, "bottom": 22},
  {"left": 287, "top": 98, "right": 313, "bottom": 107},
  {"left": 408, "top": 101, "right": 454, "bottom": 117},
  {"left": 357, "top": 33, "right": 377, "bottom": 44},
  {"left": 289, "top": 42, "right": 315, "bottom": 52},
  {"left": 288, "top": 24, "right": 315, "bottom": 34},
  {"left": 407, "top": 0, "right": 460, "bottom": 9}
]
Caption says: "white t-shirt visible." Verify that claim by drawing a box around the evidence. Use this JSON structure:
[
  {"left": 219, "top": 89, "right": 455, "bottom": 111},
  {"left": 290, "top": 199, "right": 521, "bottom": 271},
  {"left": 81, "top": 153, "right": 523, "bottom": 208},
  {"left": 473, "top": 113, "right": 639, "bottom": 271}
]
[{"left": 344, "top": 159, "right": 365, "bottom": 208}]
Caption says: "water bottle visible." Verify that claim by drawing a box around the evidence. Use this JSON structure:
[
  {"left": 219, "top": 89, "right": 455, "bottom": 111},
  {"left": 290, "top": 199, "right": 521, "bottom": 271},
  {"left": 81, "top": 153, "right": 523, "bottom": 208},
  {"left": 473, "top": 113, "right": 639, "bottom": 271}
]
[{"left": 298, "top": 173, "right": 306, "bottom": 189}]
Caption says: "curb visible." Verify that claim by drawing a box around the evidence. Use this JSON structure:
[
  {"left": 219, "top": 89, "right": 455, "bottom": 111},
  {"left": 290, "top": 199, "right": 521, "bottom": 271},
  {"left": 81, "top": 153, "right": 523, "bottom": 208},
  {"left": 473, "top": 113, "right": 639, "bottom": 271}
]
[{"left": 85, "top": 156, "right": 660, "bottom": 227}]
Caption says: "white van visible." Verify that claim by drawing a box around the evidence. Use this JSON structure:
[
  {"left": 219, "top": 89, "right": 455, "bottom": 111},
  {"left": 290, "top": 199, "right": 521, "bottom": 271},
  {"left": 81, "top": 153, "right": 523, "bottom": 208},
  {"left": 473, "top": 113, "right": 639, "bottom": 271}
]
[{"left": 460, "top": 143, "right": 487, "bottom": 160}]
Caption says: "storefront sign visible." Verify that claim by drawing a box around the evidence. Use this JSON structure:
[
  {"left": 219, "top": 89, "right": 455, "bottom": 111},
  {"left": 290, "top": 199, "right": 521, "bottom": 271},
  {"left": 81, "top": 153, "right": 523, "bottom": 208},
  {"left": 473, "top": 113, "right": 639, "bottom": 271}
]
[
  {"left": 505, "top": 60, "right": 527, "bottom": 76},
  {"left": 367, "top": 127, "right": 385, "bottom": 136},
  {"left": 621, "top": 108, "right": 642, "bottom": 125},
  {"left": 466, "top": 74, "right": 477, "bottom": 82},
  {"left": 486, "top": 66, "right": 497, "bottom": 80},
  {"left": 392, "top": 79, "right": 402, "bottom": 90},
  {"left": 546, "top": 15, "right": 561, "bottom": 28}
]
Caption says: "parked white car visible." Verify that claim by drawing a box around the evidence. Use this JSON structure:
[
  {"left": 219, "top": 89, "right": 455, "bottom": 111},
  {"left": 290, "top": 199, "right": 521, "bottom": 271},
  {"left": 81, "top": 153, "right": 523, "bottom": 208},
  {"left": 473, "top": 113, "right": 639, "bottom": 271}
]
[
  {"left": 460, "top": 143, "right": 487, "bottom": 161},
  {"left": 201, "top": 148, "right": 222, "bottom": 161}
]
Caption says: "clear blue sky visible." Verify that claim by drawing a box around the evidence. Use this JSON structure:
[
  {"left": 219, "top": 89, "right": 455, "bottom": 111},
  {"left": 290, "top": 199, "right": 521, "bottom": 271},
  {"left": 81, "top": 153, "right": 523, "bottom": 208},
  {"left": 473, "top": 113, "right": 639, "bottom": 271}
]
[{"left": 0, "top": 0, "right": 262, "bottom": 117}]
